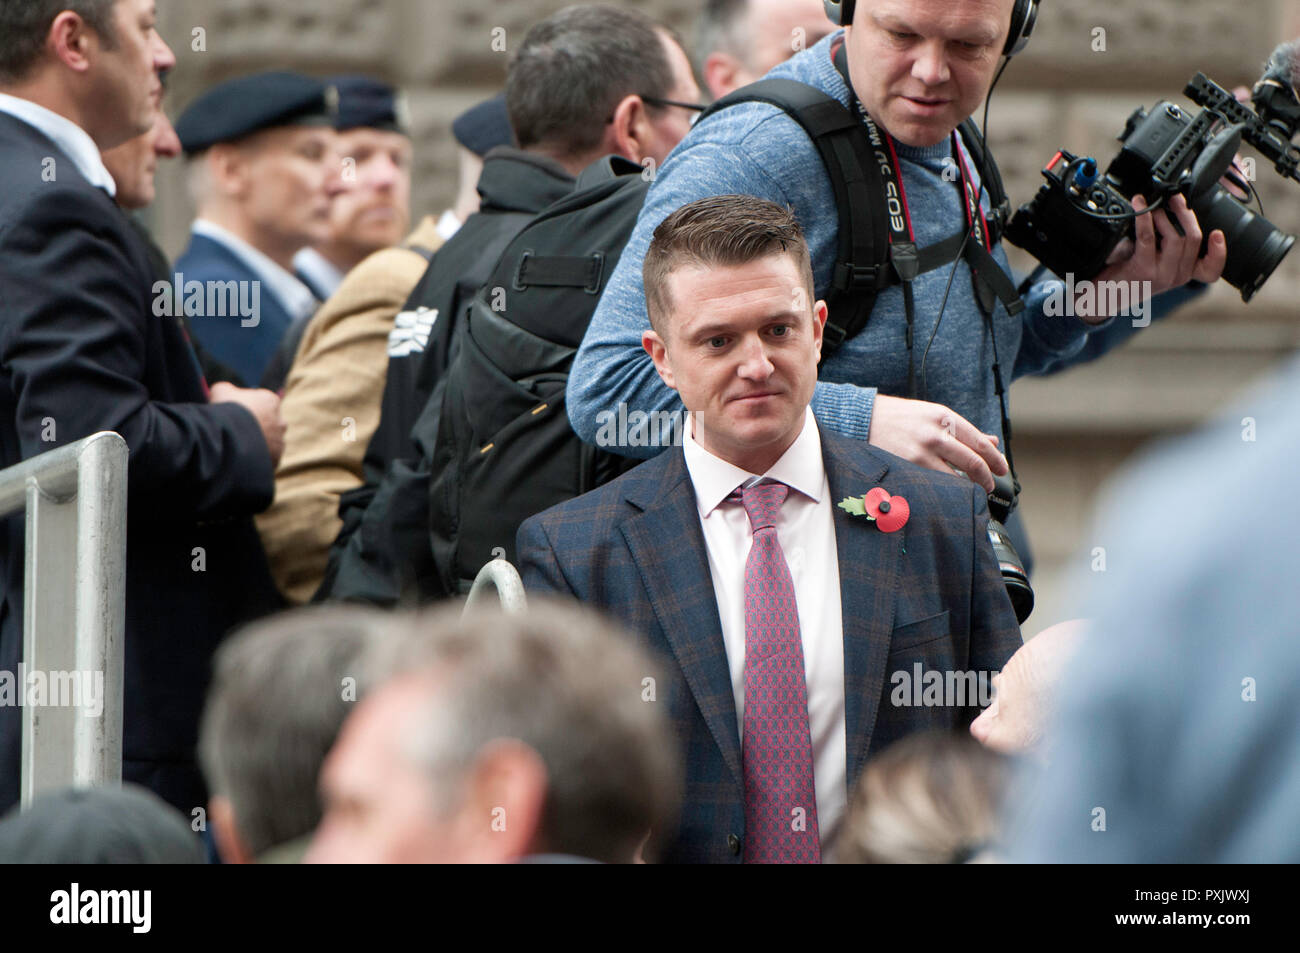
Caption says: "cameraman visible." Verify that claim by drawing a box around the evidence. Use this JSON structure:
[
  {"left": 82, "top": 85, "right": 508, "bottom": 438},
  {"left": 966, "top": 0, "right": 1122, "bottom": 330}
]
[{"left": 570, "top": 0, "right": 1226, "bottom": 496}]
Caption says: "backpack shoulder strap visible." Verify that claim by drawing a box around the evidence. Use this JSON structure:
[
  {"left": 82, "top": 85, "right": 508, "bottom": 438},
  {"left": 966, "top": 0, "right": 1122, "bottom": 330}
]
[
  {"left": 699, "top": 79, "right": 892, "bottom": 359},
  {"left": 957, "top": 118, "right": 1010, "bottom": 244}
]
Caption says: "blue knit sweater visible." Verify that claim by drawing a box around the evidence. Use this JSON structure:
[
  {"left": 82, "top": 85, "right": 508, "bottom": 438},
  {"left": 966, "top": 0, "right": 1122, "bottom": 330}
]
[{"left": 570, "top": 30, "right": 1181, "bottom": 456}]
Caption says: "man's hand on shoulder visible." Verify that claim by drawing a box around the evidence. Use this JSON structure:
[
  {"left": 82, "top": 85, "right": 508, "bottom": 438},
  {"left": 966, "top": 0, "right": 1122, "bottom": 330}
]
[
  {"left": 868, "top": 395, "right": 1008, "bottom": 494},
  {"left": 211, "top": 381, "right": 286, "bottom": 467}
]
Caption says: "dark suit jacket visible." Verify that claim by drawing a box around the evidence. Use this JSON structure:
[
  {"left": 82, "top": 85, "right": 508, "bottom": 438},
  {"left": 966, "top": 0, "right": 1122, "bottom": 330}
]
[
  {"left": 0, "top": 111, "right": 282, "bottom": 815},
  {"left": 517, "top": 426, "right": 1022, "bottom": 863},
  {"left": 127, "top": 215, "right": 245, "bottom": 387},
  {"left": 173, "top": 231, "right": 300, "bottom": 387}
]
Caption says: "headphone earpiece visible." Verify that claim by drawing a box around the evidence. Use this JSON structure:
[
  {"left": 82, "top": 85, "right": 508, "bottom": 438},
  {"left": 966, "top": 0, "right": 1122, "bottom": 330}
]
[
  {"left": 1003, "top": 0, "right": 1039, "bottom": 58},
  {"left": 823, "top": 0, "right": 851, "bottom": 27}
]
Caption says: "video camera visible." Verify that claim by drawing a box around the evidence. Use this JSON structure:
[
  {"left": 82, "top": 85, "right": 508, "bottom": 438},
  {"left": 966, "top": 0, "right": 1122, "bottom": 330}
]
[{"left": 1005, "top": 45, "right": 1300, "bottom": 301}]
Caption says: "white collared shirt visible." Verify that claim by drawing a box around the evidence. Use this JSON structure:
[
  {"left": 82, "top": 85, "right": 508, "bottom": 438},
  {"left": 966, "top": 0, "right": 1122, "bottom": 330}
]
[
  {"left": 191, "top": 219, "right": 319, "bottom": 322},
  {"left": 435, "top": 209, "right": 462, "bottom": 241},
  {"left": 682, "top": 407, "right": 847, "bottom": 847},
  {"left": 0, "top": 92, "right": 116, "bottom": 196},
  {"left": 292, "top": 246, "right": 345, "bottom": 300}
]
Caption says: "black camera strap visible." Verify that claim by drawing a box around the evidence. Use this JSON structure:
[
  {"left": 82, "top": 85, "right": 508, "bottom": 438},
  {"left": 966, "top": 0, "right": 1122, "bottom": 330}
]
[{"left": 830, "top": 43, "right": 1023, "bottom": 397}]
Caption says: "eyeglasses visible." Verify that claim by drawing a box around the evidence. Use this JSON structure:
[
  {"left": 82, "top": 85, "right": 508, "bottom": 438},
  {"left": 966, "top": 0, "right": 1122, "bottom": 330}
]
[
  {"left": 604, "top": 95, "right": 709, "bottom": 127},
  {"left": 640, "top": 95, "right": 708, "bottom": 126}
]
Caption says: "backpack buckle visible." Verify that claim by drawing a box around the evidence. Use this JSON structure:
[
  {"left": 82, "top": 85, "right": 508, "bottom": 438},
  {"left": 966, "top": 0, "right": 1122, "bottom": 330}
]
[
  {"left": 822, "top": 320, "right": 849, "bottom": 351},
  {"left": 834, "top": 262, "right": 884, "bottom": 291}
]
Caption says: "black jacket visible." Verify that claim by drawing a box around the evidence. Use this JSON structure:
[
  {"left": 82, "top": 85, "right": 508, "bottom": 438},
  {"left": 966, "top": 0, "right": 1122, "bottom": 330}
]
[
  {"left": 0, "top": 111, "right": 282, "bottom": 815},
  {"left": 128, "top": 215, "right": 246, "bottom": 387},
  {"left": 318, "top": 148, "right": 575, "bottom": 604}
]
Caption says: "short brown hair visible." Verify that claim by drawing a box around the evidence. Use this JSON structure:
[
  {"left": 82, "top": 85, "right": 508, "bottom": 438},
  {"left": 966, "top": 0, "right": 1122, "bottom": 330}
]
[
  {"left": 0, "top": 0, "right": 118, "bottom": 85},
  {"left": 507, "top": 5, "right": 681, "bottom": 158},
  {"left": 643, "top": 194, "right": 815, "bottom": 335}
]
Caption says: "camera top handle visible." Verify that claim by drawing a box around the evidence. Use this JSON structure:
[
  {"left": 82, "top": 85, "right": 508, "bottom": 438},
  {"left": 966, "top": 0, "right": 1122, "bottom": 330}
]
[{"left": 1185, "top": 73, "right": 1300, "bottom": 184}]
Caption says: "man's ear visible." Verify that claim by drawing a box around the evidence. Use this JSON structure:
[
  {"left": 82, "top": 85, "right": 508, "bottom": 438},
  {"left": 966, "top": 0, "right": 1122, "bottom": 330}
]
[
  {"left": 812, "top": 299, "right": 829, "bottom": 363},
  {"left": 207, "top": 144, "right": 249, "bottom": 199},
  {"left": 459, "top": 739, "right": 549, "bottom": 863},
  {"left": 642, "top": 328, "right": 677, "bottom": 391},
  {"left": 604, "top": 94, "right": 652, "bottom": 166},
  {"left": 47, "top": 11, "right": 95, "bottom": 73},
  {"left": 209, "top": 795, "right": 257, "bottom": 865},
  {"left": 702, "top": 52, "right": 746, "bottom": 100}
]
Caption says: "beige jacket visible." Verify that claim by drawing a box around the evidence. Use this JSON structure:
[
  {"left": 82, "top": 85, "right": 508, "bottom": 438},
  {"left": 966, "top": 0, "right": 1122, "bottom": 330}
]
[{"left": 256, "top": 217, "right": 443, "bottom": 603}]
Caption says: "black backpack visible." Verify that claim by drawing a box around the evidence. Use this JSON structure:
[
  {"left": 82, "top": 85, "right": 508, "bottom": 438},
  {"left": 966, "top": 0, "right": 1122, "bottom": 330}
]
[
  {"left": 699, "top": 75, "right": 1014, "bottom": 357},
  {"left": 425, "top": 82, "right": 1013, "bottom": 591},
  {"left": 426, "top": 156, "right": 646, "bottom": 592}
]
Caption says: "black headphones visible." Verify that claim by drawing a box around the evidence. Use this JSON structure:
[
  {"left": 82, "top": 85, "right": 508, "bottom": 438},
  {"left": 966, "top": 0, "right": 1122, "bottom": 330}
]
[{"left": 822, "top": 0, "right": 1039, "bottom": 58}]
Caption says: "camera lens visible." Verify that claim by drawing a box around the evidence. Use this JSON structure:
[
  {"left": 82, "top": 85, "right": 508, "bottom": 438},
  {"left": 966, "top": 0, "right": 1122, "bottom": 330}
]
[
  {"left": 1192, "top": 184, "right": 1296, "bottom": 301},
  {"left": 987, "top": 522, "right": 1034, "bottom": 623},
  {"left": 986, "top": 472, "right": 1034, "bottom": 623}
]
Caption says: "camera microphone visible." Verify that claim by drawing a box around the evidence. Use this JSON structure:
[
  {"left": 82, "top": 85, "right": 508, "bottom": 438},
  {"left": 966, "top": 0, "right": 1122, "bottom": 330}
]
[
  {"left": 1260, "top": 40, "right": 1300, "bottom": 92},
  {"left": 1254, "top": 41, "right": 1300, "bottom": 140}
]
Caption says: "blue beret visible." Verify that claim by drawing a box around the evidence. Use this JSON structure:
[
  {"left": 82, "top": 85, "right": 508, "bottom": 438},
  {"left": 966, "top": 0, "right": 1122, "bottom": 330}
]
[
  {"left": 329, "top": 75, "right": 409, "bottom": 135},
  {"left": 452, "top": 93, "right": 514, "bottom": 157},
  {"left": 176, "top": 71, "right": 337, "bottom": 155}
]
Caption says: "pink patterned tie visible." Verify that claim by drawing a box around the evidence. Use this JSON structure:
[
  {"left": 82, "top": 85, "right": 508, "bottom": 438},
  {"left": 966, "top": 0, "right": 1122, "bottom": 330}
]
[{"left": 734, "top": 480, "right": 821, "bottom": 863}]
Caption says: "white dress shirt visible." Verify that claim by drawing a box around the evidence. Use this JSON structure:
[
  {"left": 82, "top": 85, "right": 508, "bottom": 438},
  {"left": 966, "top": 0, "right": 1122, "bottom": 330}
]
[
  {"left": 682, "top": 407, "right": 848, "bottom": 847},
  {"left": 0, "top": 92, "right": 116, "bottom": 196},
  {"left": 191, "top": 219, "right": 319, "bottom": 322}
]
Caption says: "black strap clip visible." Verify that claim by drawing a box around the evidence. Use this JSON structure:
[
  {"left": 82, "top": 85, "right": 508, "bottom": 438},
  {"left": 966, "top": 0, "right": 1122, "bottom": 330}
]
[
  {"left": 891, "top": 241, "right": 920, "bottom": 283},
  {"left": 822, "top": 320, "right": 849, "bottom": 352},
  {"left": 834, "top": 261, "right": 884, "bottom": 291}
]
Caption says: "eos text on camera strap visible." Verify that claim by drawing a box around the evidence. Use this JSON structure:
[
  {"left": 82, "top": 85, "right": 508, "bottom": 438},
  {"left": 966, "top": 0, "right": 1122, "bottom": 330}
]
[{"left": 851, "top": 103, "right": 998, "bottom": 396}]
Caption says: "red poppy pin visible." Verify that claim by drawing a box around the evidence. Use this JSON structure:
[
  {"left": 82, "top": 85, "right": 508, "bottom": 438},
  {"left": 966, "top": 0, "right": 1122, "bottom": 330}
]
[{"left": 838, "top": 487, "right": 910, "bottom": 533}]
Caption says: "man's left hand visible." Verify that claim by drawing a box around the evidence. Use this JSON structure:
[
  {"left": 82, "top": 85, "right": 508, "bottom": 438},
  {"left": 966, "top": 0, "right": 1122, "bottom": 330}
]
[{"left": 1079, "top": 193, "right": 1227, "bottom": 325}]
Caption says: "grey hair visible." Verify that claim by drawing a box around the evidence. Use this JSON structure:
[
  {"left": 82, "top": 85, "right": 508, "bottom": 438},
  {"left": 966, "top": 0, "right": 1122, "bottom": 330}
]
[
  {"left": 830, "top": 731, "right": 1012, "bottom": 864},
  {"left": 694, "top": 0, "right": 753, "bottom": 76},
  {"left": 197, "top": 605, "right": 401, "bottom": 856},
  {"left": 367, "top": 599, "right": 681, "bottom": 864}
]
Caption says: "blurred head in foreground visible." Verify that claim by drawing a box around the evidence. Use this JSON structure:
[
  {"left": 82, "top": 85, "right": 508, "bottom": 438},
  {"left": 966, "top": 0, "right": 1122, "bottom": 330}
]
[
  {"left": 199, "top": 605, "right": 396, "bottom": 863},
  {"left": 0, "top": 784, "right": 203, "bottom": 863},
  {"left": 831, "top": 731, "right": 1012, "bottom": 864},
  {"left": 307, "top": 600, "right": 680, "bottom": 864},
  {"left": 970, "top": 619, "right": 1088, "bottom": 756}
]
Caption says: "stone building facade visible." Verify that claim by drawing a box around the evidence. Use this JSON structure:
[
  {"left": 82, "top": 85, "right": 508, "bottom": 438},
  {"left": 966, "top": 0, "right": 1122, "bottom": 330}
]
[{"left": 152, "top": 0, "right": 1300, "bottom": 635}]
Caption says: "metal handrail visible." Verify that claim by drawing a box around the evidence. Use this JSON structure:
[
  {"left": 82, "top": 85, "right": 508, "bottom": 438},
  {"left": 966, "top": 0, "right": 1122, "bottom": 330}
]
[
  {"left": 464, "top": 558, "right": 528, "bottom": 615},
  {"left": 0, "top": 432, "right": 128, "bottom": 808}
]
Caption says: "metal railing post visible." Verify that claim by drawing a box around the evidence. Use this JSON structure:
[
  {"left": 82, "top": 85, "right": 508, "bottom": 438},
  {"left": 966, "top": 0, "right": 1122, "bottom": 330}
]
[
  {"left": 465, "top": 559, "right": 528, "bottom": 615},
  {"left": 0, "top": 432, "right": 128, "bottom": 807}
]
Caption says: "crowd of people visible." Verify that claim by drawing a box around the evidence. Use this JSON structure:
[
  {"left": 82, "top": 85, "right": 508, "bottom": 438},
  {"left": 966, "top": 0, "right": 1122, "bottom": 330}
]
[{"left": 0, "top": 0, "right": 1293, "bottom": 863}]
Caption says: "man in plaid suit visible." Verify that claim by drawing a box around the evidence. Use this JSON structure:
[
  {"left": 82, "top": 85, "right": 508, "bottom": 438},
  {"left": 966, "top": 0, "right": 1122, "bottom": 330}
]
[{"left": 518, "top": 195, "right": 1021, "bottom": 863}]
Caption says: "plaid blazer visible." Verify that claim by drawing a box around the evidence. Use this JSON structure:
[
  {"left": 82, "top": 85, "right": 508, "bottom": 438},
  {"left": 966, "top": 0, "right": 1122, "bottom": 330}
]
[{"left": 516, "top": 426, "right": 1022, "bottom": 863}]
